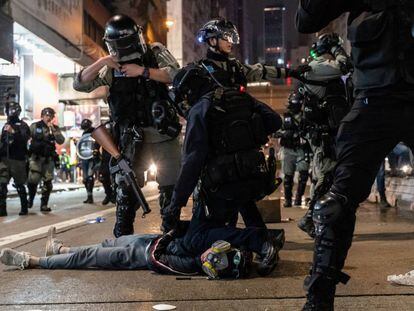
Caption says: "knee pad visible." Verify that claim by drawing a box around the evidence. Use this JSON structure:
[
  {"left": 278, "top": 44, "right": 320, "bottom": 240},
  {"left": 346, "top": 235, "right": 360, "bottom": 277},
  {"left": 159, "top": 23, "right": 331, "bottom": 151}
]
[
  {"left": 313, "top": 192, "right": 346, "bottom": 235},
  {"left": 313, "top": 192, "right": 345, "bottom": 224}
]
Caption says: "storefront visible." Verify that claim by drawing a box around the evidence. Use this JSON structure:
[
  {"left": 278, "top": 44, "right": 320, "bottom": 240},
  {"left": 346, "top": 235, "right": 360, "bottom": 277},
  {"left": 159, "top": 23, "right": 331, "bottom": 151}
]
[{"left": 0, "top": 0, "right": 109, "bottom": 182}]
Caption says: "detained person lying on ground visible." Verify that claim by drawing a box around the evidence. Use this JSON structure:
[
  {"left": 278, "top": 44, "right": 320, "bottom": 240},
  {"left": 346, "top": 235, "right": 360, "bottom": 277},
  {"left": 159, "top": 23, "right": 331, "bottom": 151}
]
[{"left": 0, "top": 224, "right": 285, "bottom": 280}]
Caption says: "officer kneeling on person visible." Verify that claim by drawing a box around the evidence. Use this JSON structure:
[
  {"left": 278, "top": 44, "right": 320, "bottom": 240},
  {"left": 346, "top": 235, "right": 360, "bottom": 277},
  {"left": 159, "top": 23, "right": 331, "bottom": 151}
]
[
  {"left": 161, "top": 59, "right": 286, "bottom": 275},
  {"left": 0, "top": 102, "right": 31, "bottom": 216},
  {"left": 27, "top": 108, "right": 65, "bottom": 212}
]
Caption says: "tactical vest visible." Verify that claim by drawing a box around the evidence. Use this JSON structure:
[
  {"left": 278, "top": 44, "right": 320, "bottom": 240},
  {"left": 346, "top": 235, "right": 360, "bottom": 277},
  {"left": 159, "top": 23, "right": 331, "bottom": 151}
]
[
  {"left": 348, "top": 0, "right": 414, "bottom": 89},
  {"left": 30, "top": 121, "right": 56, "bottom": 157},
  {"left": 280, "top": 112, "right": 301, "bottom": 149},
  {"left": 200, "top": 58, "right": 247, "bottom": 88},
  {"left": 303, "top": 78, "right": 350, "bottom": 132},
  {"left": 201, "top": 88, "right": 273, "bottom": 201},
  {"left": 108, "top": 46, "right": 170, "bottom": 126}
]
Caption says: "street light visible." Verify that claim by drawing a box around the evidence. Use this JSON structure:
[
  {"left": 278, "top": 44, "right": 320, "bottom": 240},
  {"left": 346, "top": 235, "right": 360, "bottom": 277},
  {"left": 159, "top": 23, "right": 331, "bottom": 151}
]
[{"left": 165, "top": 20, "right": 174, "bottom": 29}]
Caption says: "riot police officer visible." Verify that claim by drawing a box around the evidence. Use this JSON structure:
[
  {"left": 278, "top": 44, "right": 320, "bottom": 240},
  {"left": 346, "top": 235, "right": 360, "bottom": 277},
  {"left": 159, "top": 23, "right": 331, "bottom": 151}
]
[
  {"left": 0, "top": 102, "right": 30, "bottom": 216},
  {"left": 296, "top": 1, "right": 414, "bottom": 310},
  {"left": 295, "top": 33, "right": 352, "bottom": 238},
  {"left": 79, "top": 119, "right": 99, "bottom": 204},
  {"left": 191, "top": 18, "right": 310, "bottom": 94},
  {"left": 161, "top": 18, "right": 309, "bottom": 230},
  {"left": 278, "top": 92, "right": 310, "bottom": 208},
  {"left": 162, "top": 65, "right": 284, "bottom": 276},
  {"left": 73, "top": 14, "right": 181, "bottom": 237},
  {"left": 28, "top": 107, "right": 65, "bottom": 212}
]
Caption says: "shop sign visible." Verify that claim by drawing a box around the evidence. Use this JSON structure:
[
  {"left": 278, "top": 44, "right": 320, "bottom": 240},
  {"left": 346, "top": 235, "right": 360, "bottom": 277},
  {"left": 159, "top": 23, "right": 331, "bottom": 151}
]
[
  {"left": 14, "top": 0, "right": 83, "bottom": 46},
  {"left": 0, "top": 12, "right": 13, "bottom": 62}
]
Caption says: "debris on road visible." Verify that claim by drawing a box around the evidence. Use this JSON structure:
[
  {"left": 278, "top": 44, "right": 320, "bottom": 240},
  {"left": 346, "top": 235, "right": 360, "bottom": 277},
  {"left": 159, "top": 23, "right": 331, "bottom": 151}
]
[
  {"left": 86, "top": 216, "right": 106, "bottom": 224},
  {"left": 387, "top": 270, "right": 414, "bottom": 286},
  {"left": 152, "top": 304, "right": 177, "bottom": 310}
]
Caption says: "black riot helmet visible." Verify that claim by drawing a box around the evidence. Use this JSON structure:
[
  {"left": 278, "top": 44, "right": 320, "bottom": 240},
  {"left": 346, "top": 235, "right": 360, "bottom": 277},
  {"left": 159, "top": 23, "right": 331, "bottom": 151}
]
[
  {"left": 310, "top": 33, "right": 342, "bottom": 59},
  {"left": 197, "top": 18, "right": 240, "bottom": 45},
  {"left": 41, "top": 107, "right": 56, "bottom": 118},
  {"left": 287, "top": 92, "right": 304, "bottom": 114},
  {"left": 81, "top": 119, "right": 93, "bottom": 131},
  {"left": 4, "top": 102, "right": 22, "bottom": 118},
  {"left": 103, "top": 14, "right": 147, "bottom": 61}
]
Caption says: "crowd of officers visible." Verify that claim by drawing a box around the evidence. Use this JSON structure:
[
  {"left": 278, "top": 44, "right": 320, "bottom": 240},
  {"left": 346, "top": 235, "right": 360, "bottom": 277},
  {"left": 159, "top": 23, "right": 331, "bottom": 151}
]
[
  {"left": 0, "top": 106, "right": 64, "bottom": 216},
  {"left": 2, "top": 1, "right": 413, "bottom": 309}
]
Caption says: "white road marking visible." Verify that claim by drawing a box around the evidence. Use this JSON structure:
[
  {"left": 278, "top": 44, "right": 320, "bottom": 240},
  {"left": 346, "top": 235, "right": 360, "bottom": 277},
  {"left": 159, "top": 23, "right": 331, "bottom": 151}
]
[{"left": 0, "top": 194, "right": 159, "bottom": 247}]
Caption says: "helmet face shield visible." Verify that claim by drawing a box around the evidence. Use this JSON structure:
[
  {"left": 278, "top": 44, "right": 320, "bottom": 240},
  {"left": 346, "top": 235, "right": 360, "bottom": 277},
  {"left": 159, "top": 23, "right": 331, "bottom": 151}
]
[
  {"left": 4, "top": 102, "right": 21, "bottom": 118},
  {"left": 105, "top": 31, "right": 147, "bottom": 59},
  {"left": 41, "top": 107, "right": 55, "bottom": 118},
  {"left": 103, "top": 15, "right": 147, "bottom": 60},
  {"left": 221, "top": 29, "right": 240, "bottom": 44}
]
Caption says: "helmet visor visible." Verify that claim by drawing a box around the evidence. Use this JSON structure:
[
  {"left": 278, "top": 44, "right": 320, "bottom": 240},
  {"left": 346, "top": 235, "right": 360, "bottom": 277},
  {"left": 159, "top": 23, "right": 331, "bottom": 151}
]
[
  {"left": 105, "top": 31, "right": 147, "bottom": 58},
  {"left": 221, "top": 29, "right": 240, "bottom": 44}
]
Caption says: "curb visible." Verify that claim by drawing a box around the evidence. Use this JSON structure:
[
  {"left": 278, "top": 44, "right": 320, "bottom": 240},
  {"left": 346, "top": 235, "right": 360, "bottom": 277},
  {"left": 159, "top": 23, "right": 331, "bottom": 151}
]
[{"left": 8, "top": 185, "right": 85, "bottom": 199}]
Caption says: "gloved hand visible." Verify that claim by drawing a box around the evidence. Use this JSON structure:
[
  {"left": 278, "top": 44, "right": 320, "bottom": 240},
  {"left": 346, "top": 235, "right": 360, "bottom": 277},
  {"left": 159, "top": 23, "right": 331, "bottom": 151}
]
[
  {"left": 286, "top": 65, "right": 312, "bottom": 79},
  {"left": 160, "top": 204, "right": 181, "bottom": 233},
  {"left": 330, "top": 45, "right": 345, "bottom": 57}
]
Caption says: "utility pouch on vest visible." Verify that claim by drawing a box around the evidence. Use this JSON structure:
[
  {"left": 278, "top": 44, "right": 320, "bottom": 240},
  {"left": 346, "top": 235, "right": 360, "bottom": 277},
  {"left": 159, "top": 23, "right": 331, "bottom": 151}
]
[{"left": 203, "top": 150, "right": 270, "bottom": 200}]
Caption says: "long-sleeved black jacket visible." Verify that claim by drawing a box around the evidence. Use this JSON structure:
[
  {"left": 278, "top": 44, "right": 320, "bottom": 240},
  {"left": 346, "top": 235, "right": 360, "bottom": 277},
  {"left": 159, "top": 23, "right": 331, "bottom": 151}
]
[
  {"left": 296, "top": 0, "right": 414, "bottom": 98},
  {"left": 169, "top": 96, "right": 282, "bottom": 209}
]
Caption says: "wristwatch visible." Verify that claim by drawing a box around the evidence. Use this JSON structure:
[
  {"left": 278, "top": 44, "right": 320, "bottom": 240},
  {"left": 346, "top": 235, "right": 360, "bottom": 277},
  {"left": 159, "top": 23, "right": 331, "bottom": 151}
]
[{"left": 142, "top": 67, "right": 150, "bottom": 79}]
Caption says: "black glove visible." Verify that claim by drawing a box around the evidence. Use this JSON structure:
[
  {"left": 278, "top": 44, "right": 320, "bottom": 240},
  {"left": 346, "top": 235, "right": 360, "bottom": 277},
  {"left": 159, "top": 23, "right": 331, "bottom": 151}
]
[
  {"left": 286, "top": 65, "right": 312, "bottom": 79},
  {"left": 160, "top": 204, "right": 181, "bottom": 233}
]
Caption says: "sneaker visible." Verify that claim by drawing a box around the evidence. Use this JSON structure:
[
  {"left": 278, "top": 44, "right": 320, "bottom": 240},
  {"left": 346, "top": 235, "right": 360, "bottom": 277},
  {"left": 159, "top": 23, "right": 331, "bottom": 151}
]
[
  {"left": 283, "top": 199, "right": 292, "bottom": 208},
  {"left": 0, "top": 248, "right": 30, "bottom": 270},
  {"left": 257, "top": 229, "right": 285, "bottom": 276},
  {"left": 44, "top": 226, "right": 63, "bottom": 256}
]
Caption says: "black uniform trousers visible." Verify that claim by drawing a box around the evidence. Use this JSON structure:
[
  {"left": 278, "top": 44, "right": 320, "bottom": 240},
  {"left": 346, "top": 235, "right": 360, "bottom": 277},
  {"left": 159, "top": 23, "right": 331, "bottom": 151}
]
[
  {"left": 328, "top": 96, "right": 414, "bottom": 273},
  {"left": 181, "top": 194, "right": 267, "bottom": 255}
]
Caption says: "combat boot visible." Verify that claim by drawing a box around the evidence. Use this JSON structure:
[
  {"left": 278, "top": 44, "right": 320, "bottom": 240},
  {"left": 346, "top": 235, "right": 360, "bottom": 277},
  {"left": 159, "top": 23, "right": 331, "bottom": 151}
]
[
  {"left": 0, "top": 183, "right": 8, "bottom": 216},
  {"left": 101, "top": 196, "right": 110, "bottom": 205},
  {"left": 16, "top": 185, "right": 28, "bottom": 216},
  {"left": 83, "top": 194, "right": 94, "bottom": 204},
  {"left": 27, "top": 183, "right": 38, "bottom": 209},
  {"left": 283, "top": 198, "right": 292, "bottom": 208},
  {"left": 302, "top": 276, "right": 336, "bottom": 311},
  {"left": 0, "top": 206, "right": 7, "bottom": 217},
  {"left": 40, "top": 196, "right": 51, "bottom": 212}
]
